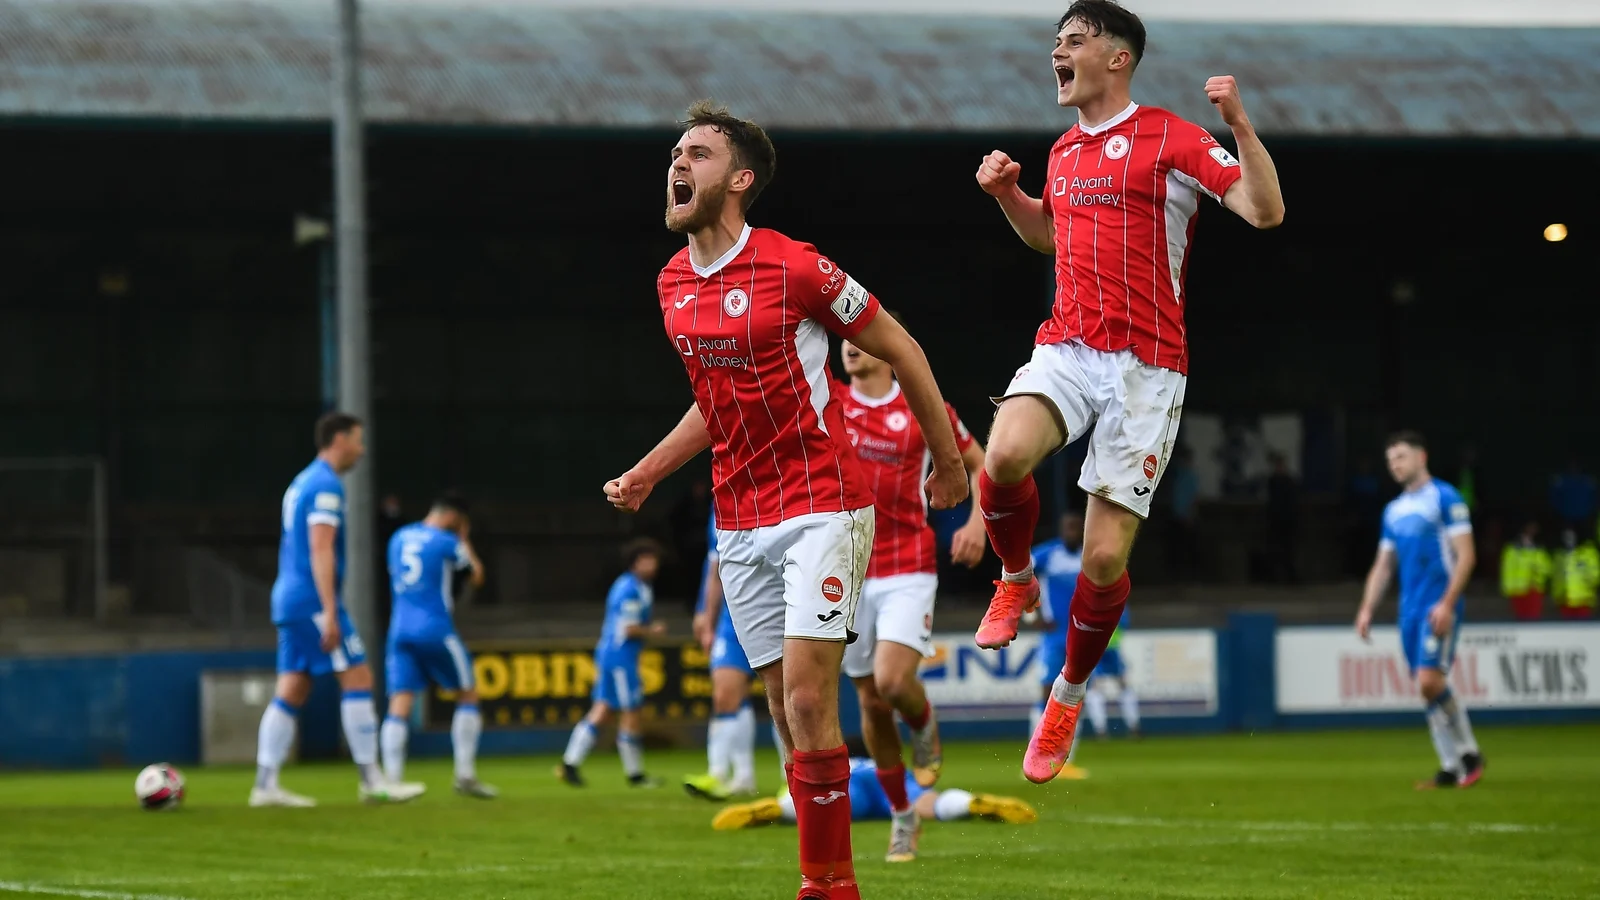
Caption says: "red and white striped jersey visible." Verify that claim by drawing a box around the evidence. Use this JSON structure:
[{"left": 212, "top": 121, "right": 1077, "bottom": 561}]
[
  {"left": 658, "top": 225, "right": 879, "bottom": 531},
  {"left": 840, "top": 381, "right": 976, "bottom": 578},
  {"left": 1039, "top": 103, "right": 1243, "bottom": 375}
]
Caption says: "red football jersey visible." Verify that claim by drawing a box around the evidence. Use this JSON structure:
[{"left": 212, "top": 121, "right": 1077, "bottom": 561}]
[
  {"left": 1039, "top": 103, "right": 1243, "bottom": 375},
  {"left": 658, "top": 225, "right": 880, "bottom": 530},
  {"left": 840, "top": 381, "right": 976, "bottom": 578}
]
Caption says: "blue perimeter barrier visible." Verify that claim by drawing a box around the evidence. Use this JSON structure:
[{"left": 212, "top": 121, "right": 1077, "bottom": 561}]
[{"left": 3, "top": 615, "right": 1598, "bottom": 769}]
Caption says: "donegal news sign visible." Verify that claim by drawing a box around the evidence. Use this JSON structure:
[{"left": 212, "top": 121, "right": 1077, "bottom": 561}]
[
  {"left": 1275, "top": 624, "right": 1600, "bottom": 713},
  {"left": 425, "top": 640, "right": 764, "bottom": 730}
]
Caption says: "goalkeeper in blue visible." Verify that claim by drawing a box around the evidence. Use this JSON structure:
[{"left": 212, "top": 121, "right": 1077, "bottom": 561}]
[
  {"left": 1356, "top": 431, "right": 1485, "bottom": 790},
  {"left": 379, "top": 491, "right": 494, "bottom": 798}
]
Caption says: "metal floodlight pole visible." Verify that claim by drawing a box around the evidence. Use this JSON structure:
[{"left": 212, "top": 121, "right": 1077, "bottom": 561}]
[{"left": 334, "top": 0, "right": 377, "bottom": 680}]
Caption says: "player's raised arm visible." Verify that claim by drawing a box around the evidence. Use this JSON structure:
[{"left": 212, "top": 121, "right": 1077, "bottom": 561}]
[
  {"left": 847, "top": 313, "right": 968, "bottom": 510},
  {"left": 1205, "top": 76, "right": 1284, "bottom": 229},
  {"left": 605, "top": 404, "right": 712, "bottom": 512},
  {"left": 977, "top": 151, "right": 1055, "bottom": 254}
]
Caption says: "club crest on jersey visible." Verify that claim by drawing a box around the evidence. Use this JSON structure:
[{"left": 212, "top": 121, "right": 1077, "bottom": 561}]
[
  {"left": 723, "top": 288, "right": 749, "bottom": 317},
  {"left": 1142, "top": 454, "right": 1159, "bottom": 480},
  {"left": 1209, "top": 146, "right": 1239, "bottom": 168},
  {"left": 885, "top": 411, "right": 909, "bottom": 432},
  {"left": 1105, "top": 135, "right": 1130, "bottom": 159},
  {"left": 821, "top": 576, "right": 845, "bottom": 603}
]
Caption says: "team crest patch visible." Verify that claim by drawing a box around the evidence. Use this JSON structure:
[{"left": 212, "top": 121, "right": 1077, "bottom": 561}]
[
  {"left": 723, "top": 288, "right": 749, "bottom": 317},
  {"left": 885, "top": 411, "right": 909, "bottom": 432},
  {"left": 1105, "top": 135, "right": 1130, "bottom": 159}
]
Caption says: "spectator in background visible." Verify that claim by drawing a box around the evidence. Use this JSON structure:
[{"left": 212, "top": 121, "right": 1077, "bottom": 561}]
[
  {"left": 378, "top": 493, "right": 406, "bottom": 637},
  {"left": 1500, "top": 519, "right": 1551, "bottom": 621},
  {"left": 1165, "top": 445, "right": 1200, "bottom": 581},
  {"left": 1344, "top": 456, "right": 1384, "bottom": 576},
  {"left": 1549, "top": 457, "right": 1597, "bottom": 532},
  {"left": 1265, "top": 453, "right": 1300, "bottom": 584},
  {"left": 1552, "top": 527, "right": 1599, "bottom": 620}
]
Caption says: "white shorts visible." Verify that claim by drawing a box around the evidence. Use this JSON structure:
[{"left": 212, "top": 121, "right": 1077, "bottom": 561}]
[
  {"left": 1000, "top": 340, "right": 1186, "bottom": 519},
  {"left": 715, "top": 507, "right": 875, "bottom": 670},
  {"left": 841, "top": 572, "right": 938, "bottom": 679}
]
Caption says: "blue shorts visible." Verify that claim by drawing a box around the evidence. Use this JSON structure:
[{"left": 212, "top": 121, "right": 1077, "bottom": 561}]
[
  {"left": 387, "top": 633, "right": 475, "bottom": 693},
  {"left": 276, "top": 607, "right": 366, "bottom": 676},
  {"left": 1401, "top": 609, "right": 1461, "bottom": 675},
  {"left": 710, "top": 608, "right": 753, "bottom": 675},
  {"left": 1094, "top": 647, "right": 1125, "bottom": 680},
  {"left": 1039, "top": 631, "right": 1066, "bottom": 686},
  {"left": 848, "top": 760, "right": 926, "bottom": 821},
  {"left": 593, "top": 658, "right": 644, "bottom": 711}
]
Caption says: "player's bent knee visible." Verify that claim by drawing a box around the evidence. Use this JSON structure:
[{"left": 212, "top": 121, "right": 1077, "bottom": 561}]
[
  {"left": 1417, "top": 668, "right": 1447, "bottom": 698},
  {"left": 338, "top": 664, "right": 373, "bottom": 691},
  {"left": 785, "top": 682, "right": 835, "bottom": 732},
  {"left": 388, "top": 691, "right": 415, "bottom": 717},
  {"left": 983, "top": 441, "right": 1042, "bottom": 485},
  {"left": 1081, "top": 545, "right": 1130, "bottom": 586},
  {"left": 275, "top": 672, "right": 313, "bottom": 706},
  {"left": 457, "top": 689, "right": 478, "bottom": 705}
]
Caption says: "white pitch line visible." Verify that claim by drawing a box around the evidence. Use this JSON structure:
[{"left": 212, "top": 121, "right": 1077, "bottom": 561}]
[
  {"left": 1067, "top": 814, "right": 1553, "bottom": 834},
  {"left": 0, "top": 882, "right": 198, "bottom": 900}
]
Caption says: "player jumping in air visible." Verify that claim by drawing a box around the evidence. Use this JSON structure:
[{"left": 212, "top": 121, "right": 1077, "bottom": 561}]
[
  {"left": 686, "top": 505, "right": 762, "bottom": 801},
  {"left": 1356, "top": 432, "right": 1486, "bottom": 789},
  {"left": 972, "top": 0, "right": 1284, "bottom": 783},
  {"left": 560, "top": 539, "right": 667, "bottom": 788},
  {"left": 378, "top": 492, "right": 495, "bottom": 798},
  {"left": 837, "top": 326, "right": 989, "bottom": 862},
  {"left": 712, "top": 747, "right": 1036, "bottom": 833},
  {"left": 605, "top": 101, "right": 968, "bottom": 900},
  {"left": 251, "top": 412, "right": 425, "bottom": 807}
]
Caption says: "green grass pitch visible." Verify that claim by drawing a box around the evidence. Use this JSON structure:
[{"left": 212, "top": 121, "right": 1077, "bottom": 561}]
[{"left": 1, "top": 725, "right": 1596, "bottom": 899}]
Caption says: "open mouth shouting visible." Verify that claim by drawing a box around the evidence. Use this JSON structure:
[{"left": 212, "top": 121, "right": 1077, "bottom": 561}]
[
  {"left": 1055, "top": 62, "right": 1075, "bottom": 90},
  {"left": 672, "top": 178, "right": 694, "bottom": 210}
]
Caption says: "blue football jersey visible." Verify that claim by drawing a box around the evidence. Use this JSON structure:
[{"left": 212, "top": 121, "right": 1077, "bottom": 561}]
[
  {"left": 1380, "top": 478, "right": 1473, "bottom": 619},
  {"left": 387, "top": 523, "right": 471, "bottom": 641},
  {"left": 1032, "top": 539, "right": 1083, "bottom": 635},
  {"left": 598, "top": 572, "right": 653, "bottom": 662},
  {"left": 270, "top": 459, "right": 346, "bottom": 623}
]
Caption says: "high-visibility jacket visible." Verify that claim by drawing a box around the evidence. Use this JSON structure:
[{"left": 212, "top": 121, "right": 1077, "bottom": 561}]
[
  {"left": 1553, "top": 543, "right": 1600, "bottom": 609},
  {"left": 1500, "top": 544, "right": 1552, "bottom": 596}
]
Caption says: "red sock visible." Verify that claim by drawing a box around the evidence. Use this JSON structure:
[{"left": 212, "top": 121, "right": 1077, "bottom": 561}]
[
  {"left": 791, "top": 746, "right": 852, "bottom": 884},
  {"left": 901, "top": 699, "right": 929, "bottom": 731},
  {"left": 979, "top": 471, "right": 1040, "bottom": 576},
  {"left": 1064, "top": 571, "right": 1130, "bottom": 684},
  {"left": 875, "top": 763, "right": 910, "bottom": 813}
]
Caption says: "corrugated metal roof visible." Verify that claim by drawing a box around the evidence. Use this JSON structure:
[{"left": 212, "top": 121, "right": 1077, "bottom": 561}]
[{"left": 1, "top": 0, "right": 1597, "bottom": 137}]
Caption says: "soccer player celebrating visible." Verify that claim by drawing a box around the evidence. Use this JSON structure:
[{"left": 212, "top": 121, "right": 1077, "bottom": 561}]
[
  {"left": 972, "top": 0, "right": 1284, "bottom": 783},
  {"left": 606, "top": 101, "right": 967, "bottom": 900},
  {"left": 837, "top": 329, "right": 987, "bottom": 862},
  {"left": 686, "top": 505, "right": 761, "bottom": 801},
  {"left": 251, "top": 412, "right": 425, "bottom": 807},
  {"left": 560, "top": 539, "right": 667, "bottom": 788},
  {"left": 1356, "top": 432, "right": 1486, "bottom": 789},
  {"left": 378, "top": 492, "right": 495, "bottom": 798}
]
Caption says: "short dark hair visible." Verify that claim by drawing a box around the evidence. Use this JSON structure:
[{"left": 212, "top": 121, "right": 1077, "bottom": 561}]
[
  {"left": 1058, "top": 1, "right": 1147, "bottom": 67},
  {"left": 314, "top": 411, "right": 361, "bottom": 450},
  {"left": 1386, "top": 430, "right": 1427, "bottom": 452},
  {"left": 681, "top": 100, "right": 778, "bottom": 212},
  {"left": 431, "top": 490, "right": 471, "bottom": 517},
  {"left": 623, "top": 537, "right": 663, "bottom": 569}
]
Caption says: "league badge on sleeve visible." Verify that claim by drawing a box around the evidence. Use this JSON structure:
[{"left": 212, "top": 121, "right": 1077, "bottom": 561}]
[{"left": 831, "top": 277, "right": 871, "bottom": 324}]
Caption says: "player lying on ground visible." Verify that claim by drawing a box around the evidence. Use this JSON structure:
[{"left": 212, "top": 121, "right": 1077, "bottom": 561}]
[
  {"left": 686, "top": 504, "right": 762, "bottom": 801},
  {"left": 378, "top": 491, "right": 496, "bottom": 798},
  {"left": 1356, "top": 431, "right": 1486, "bottom": 789},
  {"left": 712, "top": 754, "right": 1036, "bottom": 843},
  {"left": 836, "top": 325, "right": 989, "bottom": 862},
  {"left": 252, "top": 412, "right": 425, "bottom": 808},
  {"left": 560, "top": 539, "right": 667, "bottom": 788},
  {"left": 606, "top": 101, "right": 968, "bottom": 900},
  {"left": 972, "top": 0, "right": 1283, "bottom": 784}
]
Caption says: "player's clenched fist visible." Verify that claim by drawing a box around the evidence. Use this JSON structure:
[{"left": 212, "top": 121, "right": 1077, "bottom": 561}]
[
  {"left": 924, "top": 459, "right": 970, "bottom": 511},
  {"left": 604, "top": 470, "right": 654, "bottom": 512},
  {"left": 1204, "top": 75, "right": 1249, "bottom": 129},
  {"left": 976, "top": 150, "right": 1022, "bottom": 197}
]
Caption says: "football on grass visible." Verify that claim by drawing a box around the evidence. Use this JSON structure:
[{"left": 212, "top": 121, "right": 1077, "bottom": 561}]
[{"left": 134, "top": 763, "right": 185, "bottom": 811}]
